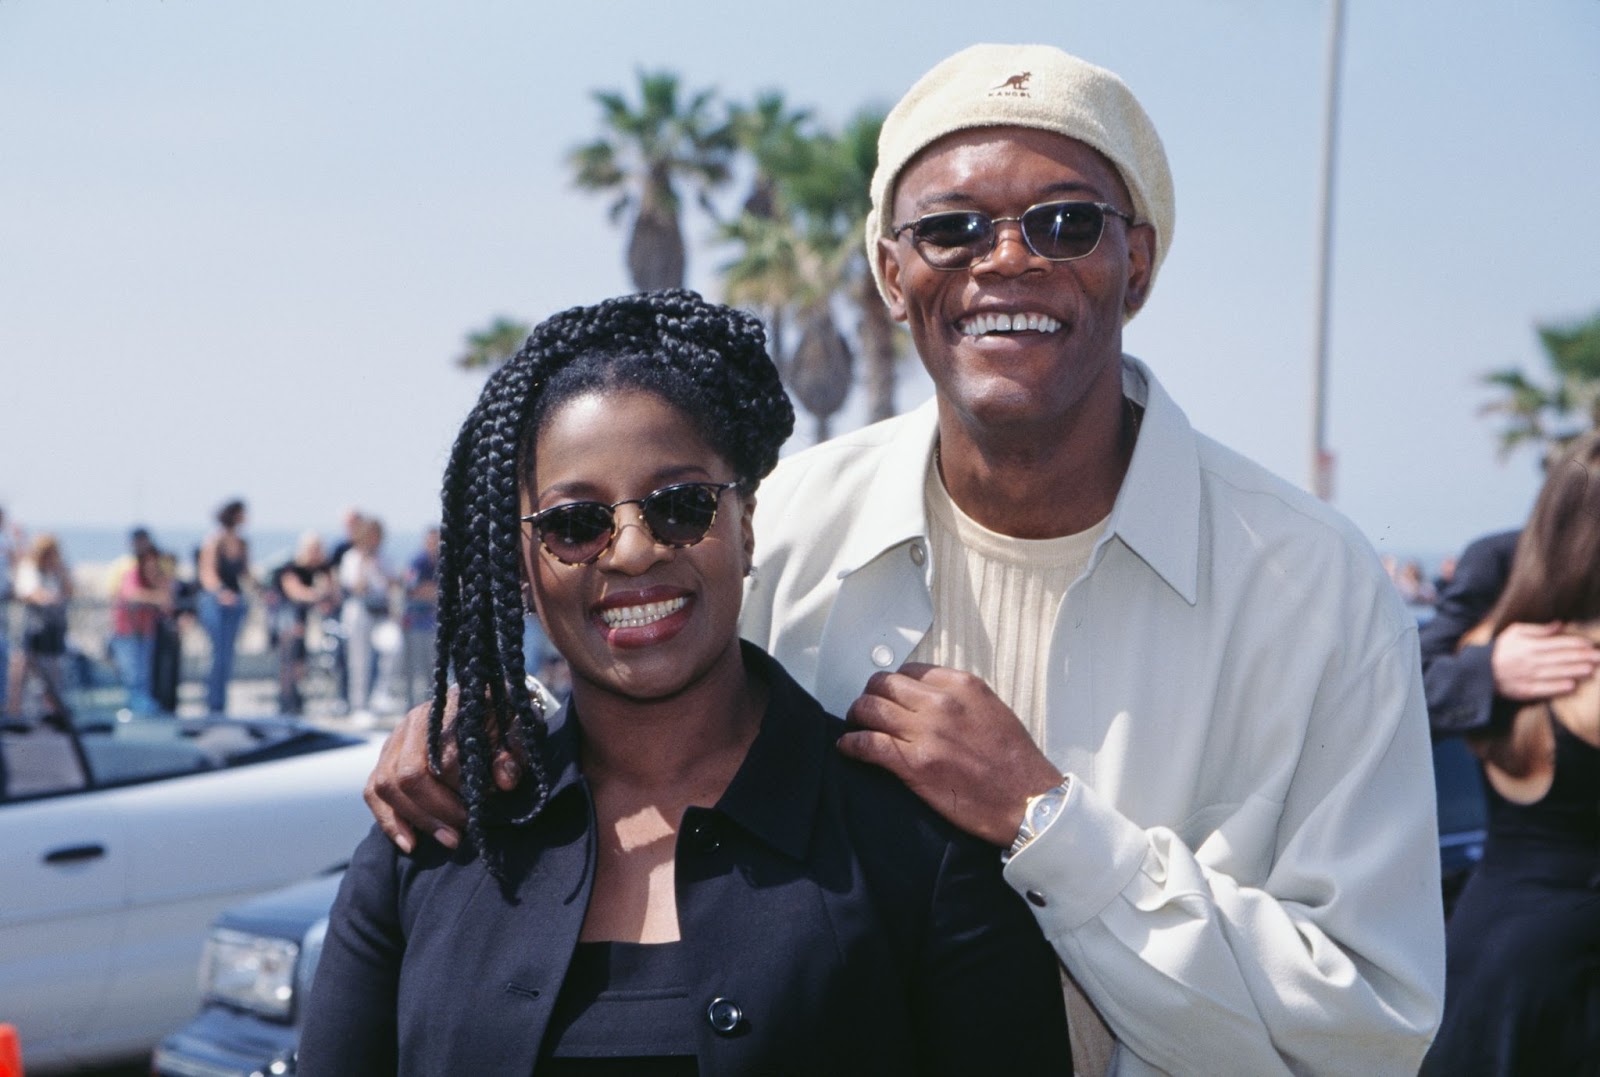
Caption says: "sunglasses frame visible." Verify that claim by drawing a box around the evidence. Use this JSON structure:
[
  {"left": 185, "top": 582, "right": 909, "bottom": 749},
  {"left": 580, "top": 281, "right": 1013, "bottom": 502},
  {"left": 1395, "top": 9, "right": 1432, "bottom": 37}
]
[
  {"left": 520, "top": 481, "right": 741, "bottom": 566},
  {"left": 891, "top": 199, "right": 1135, "bottom": 271}
]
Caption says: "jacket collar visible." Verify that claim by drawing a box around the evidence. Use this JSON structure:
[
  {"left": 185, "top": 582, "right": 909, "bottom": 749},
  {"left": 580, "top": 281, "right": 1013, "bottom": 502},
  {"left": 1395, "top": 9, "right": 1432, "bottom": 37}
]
[
  {"left": 831, "top": 356, "right": 1202, "bottom": 605},
  {"left": 494, "top": 642, "right": 828, "bottom": 863}
]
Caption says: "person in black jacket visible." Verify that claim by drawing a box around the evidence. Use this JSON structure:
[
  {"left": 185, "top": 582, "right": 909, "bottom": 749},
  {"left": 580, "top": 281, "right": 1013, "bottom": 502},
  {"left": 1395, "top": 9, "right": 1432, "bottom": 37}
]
[
  {"left": 299, "top": 290, "right": 1069, "bottom": 1075},
  {"left": 1421, "top": 528, "right": 1599, "bottom": 738}
]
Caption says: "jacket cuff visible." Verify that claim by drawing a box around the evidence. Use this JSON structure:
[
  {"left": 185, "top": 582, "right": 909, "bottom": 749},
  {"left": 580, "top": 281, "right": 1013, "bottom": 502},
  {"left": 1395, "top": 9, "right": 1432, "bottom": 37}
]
[{"left": 1002, "top": 774, "right": 1147, "bottom": 932}]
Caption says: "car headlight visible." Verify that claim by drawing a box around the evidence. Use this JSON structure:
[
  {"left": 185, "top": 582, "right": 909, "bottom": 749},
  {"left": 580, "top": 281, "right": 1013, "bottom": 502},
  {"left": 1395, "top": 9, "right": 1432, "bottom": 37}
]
[{"left": 199, "top": 927, "right": 301, "bottom": 1020}]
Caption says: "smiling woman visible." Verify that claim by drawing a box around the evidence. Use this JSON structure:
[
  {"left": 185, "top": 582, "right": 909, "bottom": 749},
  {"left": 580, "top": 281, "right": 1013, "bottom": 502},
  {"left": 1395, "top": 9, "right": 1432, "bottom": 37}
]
[{"left": 296, "top": 289, "right": 1070, "bottom": 1075}]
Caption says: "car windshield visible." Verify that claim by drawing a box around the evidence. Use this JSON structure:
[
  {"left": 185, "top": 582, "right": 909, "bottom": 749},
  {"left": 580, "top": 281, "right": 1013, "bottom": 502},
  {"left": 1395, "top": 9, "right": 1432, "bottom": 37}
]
[{"left": 0, "top": 656, "right": 361, "bottom": 802}]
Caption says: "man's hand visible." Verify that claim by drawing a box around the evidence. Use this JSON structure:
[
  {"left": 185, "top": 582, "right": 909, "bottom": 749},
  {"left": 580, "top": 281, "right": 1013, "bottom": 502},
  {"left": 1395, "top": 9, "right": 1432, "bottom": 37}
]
[
  {"left": 839, "top": 663, "right": 1063, "bottom": 847},
  {"left": 363, "top": 686, "right": 523, "bottom": 853},
  {"left": 1491, "top": 623, "right": 1600, "bottom": 701}
]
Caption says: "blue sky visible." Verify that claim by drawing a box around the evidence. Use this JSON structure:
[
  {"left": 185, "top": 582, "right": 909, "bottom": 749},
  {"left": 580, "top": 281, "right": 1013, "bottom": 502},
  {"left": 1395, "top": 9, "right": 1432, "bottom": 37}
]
[{"left": 2, "top": 1, "right": 1596, "bottom": 560}]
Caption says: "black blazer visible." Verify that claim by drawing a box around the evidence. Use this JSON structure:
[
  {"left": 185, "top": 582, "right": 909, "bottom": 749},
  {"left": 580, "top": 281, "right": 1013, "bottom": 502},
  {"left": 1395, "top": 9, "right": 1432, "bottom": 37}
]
[
  {"left": 1419, "top": 529, "right": 1520, "bottom": 737},
  {"left": 299, "top": 644, "right": 1069, "bottom": 1076}
]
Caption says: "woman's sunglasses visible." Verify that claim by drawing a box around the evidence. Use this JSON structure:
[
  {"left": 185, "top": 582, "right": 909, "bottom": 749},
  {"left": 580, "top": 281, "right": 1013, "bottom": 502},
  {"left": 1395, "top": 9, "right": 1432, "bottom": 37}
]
[
  {"left": 891, "top": 200, "right": 1134, "bottom": 271},
  {"left": 520, "top": 481, "right": 740, "bottom": 566}
]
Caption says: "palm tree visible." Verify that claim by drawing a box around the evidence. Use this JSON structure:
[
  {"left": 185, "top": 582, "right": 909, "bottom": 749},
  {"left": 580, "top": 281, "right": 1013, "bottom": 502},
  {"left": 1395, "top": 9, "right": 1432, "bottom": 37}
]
[
  {"left": 570, "top": 71, "right": 736, "bottom": 292},
  {"left": 1481, "top": 309, "right": 1600, "bottom": 462},
  {"left": 455, "top": 316, "right": 531, "bottom": 371}
]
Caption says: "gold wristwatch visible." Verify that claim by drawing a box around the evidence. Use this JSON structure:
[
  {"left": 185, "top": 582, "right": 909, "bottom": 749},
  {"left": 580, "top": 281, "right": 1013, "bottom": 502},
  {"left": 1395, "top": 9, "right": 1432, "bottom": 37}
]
[{"left": 1004, "top": 776, "right": 1071, "bottom": 864}]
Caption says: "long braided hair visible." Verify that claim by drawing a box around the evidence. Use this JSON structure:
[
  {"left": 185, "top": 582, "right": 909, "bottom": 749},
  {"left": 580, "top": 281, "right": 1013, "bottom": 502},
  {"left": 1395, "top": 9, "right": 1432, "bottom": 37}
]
[{"left": 430, "top": 289, "right": 795, "bottom": 862}]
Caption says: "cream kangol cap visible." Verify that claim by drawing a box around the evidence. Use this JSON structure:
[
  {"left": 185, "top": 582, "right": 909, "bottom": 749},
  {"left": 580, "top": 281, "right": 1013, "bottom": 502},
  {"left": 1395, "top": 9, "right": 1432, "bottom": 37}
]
[{"left": 867, "top": 43, "right": 1175, "bottom": 312}]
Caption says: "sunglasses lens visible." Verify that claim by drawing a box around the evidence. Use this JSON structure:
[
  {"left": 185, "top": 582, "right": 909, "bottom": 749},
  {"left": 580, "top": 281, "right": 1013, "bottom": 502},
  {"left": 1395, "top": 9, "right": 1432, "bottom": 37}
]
[
  {"left": 642, "top": 485, "right": 722, "bottom": 546},
  {"left": 538, "top": 503, "right": 615, "bottom": 563},
  {"left": 1021, "top": 202, "right": 1106, "bottom": 259},
  {"left": 912, "top": 212, "right": 992, "bottom": 268}
]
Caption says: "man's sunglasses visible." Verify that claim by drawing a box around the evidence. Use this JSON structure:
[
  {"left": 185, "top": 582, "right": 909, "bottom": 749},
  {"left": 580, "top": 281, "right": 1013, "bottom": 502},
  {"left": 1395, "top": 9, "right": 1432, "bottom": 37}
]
[
  {"left": 891, "top": 200, "right": 1134, "bottom": 271},
  {"left": 520, "top": 481, "right": 740, "bottom": 566}
]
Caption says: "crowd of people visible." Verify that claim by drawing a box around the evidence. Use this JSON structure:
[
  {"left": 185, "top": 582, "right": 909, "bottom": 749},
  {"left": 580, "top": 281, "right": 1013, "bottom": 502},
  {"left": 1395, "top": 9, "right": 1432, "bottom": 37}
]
[{"left": 0, "top": 502, "right": 460, "bottom": 726}]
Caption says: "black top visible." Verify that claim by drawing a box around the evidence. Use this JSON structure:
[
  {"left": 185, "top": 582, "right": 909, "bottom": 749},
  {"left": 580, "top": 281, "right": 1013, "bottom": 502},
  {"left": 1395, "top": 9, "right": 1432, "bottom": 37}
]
[
  {"left": 299, "top": 643, "right": 1070, "bottom": 1077},
  {"left": 541, "top": 941, "right": 698, "bottom": 1076}
]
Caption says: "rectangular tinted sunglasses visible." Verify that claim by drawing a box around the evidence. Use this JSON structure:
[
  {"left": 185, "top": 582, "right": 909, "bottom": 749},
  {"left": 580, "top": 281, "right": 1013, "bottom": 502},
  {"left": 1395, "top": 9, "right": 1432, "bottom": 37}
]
[
  {"left": 892, "top": 200, "right": 1134, "bottom": 270},
  {"left": 520, "top": 481, "right": 739, "bottom": 566}
]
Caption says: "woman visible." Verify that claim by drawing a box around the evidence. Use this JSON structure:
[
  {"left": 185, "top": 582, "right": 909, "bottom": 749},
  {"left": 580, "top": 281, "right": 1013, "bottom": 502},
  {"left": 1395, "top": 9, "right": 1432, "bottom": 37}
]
[
  {"left": 4, "top": 533, "right": 73, "bottom": 722},
  {"left": 273, "top": 531, "right": 336, "bottom": 714},
  {"left": 1423, "top": 432, "right": 1600, "bottom": 1076},
  {"left": 108, "top": 541, "right": 172, "bottom": 715},
  {"left": 338, "top": 516, "right": 394, "bottom": 719},
  {"left": 197, "top": 498, "right": 252, "bottom": 715},
  {"left": 299, "top": 291, "right": 1068, "bottom": 1075}
]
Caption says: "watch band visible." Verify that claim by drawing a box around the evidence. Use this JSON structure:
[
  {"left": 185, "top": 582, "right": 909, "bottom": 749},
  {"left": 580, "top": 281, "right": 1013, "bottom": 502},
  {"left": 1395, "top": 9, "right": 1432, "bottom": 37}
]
[{"left": 1003, "top": 775, "right": 1071, "bottom": 864}]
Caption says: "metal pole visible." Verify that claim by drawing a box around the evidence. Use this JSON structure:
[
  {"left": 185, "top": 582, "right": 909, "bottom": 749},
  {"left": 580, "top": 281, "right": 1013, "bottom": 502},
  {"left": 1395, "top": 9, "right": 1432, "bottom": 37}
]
[{"left": 1311, "top": 0, "right": 1345, "bottom": 501}]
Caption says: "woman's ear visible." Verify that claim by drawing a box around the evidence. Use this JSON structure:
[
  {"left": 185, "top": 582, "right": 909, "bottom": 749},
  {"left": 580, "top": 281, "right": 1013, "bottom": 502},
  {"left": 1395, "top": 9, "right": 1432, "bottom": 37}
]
[{"left": 740, "top": 493, "right": 757, "bottom": 576}]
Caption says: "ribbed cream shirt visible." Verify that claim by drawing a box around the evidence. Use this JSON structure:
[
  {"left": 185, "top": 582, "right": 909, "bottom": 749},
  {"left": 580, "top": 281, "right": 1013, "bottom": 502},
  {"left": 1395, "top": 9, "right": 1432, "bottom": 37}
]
[{"left": 908, "top": 461, "right": 1105, "bottom": 750}]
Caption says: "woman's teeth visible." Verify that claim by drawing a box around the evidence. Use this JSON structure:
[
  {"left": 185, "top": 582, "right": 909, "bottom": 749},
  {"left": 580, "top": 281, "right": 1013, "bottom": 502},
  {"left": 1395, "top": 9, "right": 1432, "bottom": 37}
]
[
  {"left": 600, "top": 596, "right": 687, "bottom": 628},
  {"left": 959, "top": 312, "right": 1060, "bottom": 335}
]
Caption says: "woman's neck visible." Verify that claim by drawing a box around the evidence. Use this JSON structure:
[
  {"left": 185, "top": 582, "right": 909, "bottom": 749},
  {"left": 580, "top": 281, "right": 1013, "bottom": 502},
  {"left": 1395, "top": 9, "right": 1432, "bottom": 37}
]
[{"left": 575, "top": 645, "right": 765, "bottom": 795}]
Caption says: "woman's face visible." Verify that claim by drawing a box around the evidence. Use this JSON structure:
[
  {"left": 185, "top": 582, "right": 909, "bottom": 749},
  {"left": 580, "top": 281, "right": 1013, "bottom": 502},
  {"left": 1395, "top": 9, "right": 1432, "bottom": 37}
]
[{"left": 524, "top": 389, "right": 754, "bottom": 706}]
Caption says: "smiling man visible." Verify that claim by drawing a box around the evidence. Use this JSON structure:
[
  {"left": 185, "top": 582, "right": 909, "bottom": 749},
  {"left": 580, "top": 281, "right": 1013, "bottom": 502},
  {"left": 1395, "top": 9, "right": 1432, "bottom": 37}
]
[
  {"left": 740, "top": 44, "right": 1444, "bottom": 1075},
  {"left": 368, "top": 42, "right": 1444, "bottom": 1076}
]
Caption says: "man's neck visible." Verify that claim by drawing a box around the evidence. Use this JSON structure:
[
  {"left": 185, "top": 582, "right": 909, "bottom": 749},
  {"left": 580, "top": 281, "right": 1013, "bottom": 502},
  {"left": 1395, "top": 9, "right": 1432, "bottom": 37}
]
[{"left": 935, "top": 388, "right": 1136, "bottom": 540}]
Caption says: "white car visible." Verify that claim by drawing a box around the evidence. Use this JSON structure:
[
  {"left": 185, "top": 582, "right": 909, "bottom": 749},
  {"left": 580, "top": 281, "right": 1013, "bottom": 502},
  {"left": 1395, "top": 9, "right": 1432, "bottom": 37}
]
[{"left": 0, "top": 693, "right": 382, "bottom": 1075}]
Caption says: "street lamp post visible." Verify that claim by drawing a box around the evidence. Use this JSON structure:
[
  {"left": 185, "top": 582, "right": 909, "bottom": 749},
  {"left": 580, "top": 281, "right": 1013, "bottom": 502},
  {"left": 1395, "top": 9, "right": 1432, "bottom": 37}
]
[{"left": 1311, "top": 0, "right": 1345, "bottom": 501}]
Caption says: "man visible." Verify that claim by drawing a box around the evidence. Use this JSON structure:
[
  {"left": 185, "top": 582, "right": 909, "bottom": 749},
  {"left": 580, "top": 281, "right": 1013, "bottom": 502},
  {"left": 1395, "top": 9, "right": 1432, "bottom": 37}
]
[{"left": 368, "top": 44, "right": 1443, "bottom": 1074}]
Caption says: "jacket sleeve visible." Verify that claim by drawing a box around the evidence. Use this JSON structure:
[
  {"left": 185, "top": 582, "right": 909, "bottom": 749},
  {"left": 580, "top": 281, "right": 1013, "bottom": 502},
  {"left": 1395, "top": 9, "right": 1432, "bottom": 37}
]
[
  {"left": 1004, "top": 626, "right": 1444, "bottom": 1076},
  {"left": 297, "top": 825, "right": 404, "bottom": 1077},
  {"left": 915, "top": 831, "right": 1072, "bottom": 1076},
  {"left": 1419, "top": 532, "right": 1515, "bottom": 736}
]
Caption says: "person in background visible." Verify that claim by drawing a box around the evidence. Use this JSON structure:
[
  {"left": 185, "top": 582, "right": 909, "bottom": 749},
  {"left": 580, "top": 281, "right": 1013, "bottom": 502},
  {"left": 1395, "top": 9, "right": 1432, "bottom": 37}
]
[
  {"left": 107, "top": 528, "right": 172, "bottom": 715},
  {"left": 197, "top": 499, "right": 253, "bottom": 715},
  {"left": 5, "top": 533, "right": 73, "bottom": 723},
  {"left": 339, "top": 516, "right": 392, "bottom": 722},
  {"left": 368, "top": 43, "right": 1443, "bottom": 1075},
  {"left": 327, "top": 507, "right": 365, "bottom": 708},
  {"left": 273, "top": 531, "right": 336, "bottom": 715},
  {"left": 400, "top": 526, "right": 439, "bottom": 710},
  {"left": 150, "top": 543, "right": 186, "bottom": 715},
  {"left": 1421, "top": 432, "right": 1600, "bottom": 1074},
  {"left": 1421, "top": 523, "right": 1600, "bottom": 739},
  {"left": 0, "top": 506, "right": 15, "bottom": 711}
]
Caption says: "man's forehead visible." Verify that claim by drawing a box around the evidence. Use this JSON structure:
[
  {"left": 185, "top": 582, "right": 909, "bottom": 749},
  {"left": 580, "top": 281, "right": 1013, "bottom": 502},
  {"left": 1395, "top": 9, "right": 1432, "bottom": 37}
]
[{"left": 893, "top": 127, "right": 1131, "bottom": 211}]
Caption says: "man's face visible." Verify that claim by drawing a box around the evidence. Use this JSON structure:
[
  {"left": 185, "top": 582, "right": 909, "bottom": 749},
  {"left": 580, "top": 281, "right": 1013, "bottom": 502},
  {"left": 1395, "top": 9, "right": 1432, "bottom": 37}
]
[{"left": 877, "top": 127, "right": 1155, "bottom": 438}]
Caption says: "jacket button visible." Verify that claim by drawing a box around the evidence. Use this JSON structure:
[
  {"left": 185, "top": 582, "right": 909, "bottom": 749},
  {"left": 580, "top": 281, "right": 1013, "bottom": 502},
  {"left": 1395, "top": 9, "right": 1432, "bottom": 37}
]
[
  {"left": 1026, "top": 889, "right": 1048, "bottom": 907},
  {"left": 687, "top": 819, "right": 720, "bottom": 853},
  {"left": 707, "top": 997, "right": 744, "bottom": 1035},
  {"left": 870, "top": 644, "right": 895, "bottom": 668},
  {"left": 909, "top": 542, "right": 926, "bottom": 566}
]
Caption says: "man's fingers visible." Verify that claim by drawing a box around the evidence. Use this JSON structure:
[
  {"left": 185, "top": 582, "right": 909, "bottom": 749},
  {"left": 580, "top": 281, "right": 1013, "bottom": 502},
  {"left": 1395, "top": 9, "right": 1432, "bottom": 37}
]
[{"left": 837, "top": 728, "right": 914, "bottom": 778}]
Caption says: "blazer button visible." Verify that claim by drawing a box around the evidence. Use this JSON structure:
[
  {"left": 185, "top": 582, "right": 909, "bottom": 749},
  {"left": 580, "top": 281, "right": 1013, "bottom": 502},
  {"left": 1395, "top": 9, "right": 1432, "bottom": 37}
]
[
  {"left": 1026, "top": 889, "right": 1048, "bottom": 908},
  {"left": 870, "top": 644, "right": 895, "bottom": 668},
  {"left": 909, "top": 542, "right": 926, "bottom": 566},
  {"left": 707, "top": 997, "right": 744, "bottom": 1035}
]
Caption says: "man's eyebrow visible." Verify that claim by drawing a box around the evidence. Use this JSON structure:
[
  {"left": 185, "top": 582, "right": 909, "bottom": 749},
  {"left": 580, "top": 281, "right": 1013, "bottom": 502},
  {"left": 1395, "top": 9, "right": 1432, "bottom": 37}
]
[{"left": 909, "top": 180, "right": 1107, "bottom": 216}]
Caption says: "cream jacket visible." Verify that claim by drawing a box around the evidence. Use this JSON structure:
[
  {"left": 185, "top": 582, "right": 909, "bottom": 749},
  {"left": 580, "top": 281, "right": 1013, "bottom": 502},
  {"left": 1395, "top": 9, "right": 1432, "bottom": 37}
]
[{"left": 743, "top": 358, "right": 1444, "bottom": 1076}]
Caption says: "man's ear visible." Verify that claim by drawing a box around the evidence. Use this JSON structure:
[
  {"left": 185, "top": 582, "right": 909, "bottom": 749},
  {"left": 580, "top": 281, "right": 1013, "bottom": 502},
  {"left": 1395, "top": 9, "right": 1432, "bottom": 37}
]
[
  {"left": 876, "top": 236, "right": 911, "bottom": 323},
  {"left": 1122, "top": 222, "right": 1157, "bottom": 317}
]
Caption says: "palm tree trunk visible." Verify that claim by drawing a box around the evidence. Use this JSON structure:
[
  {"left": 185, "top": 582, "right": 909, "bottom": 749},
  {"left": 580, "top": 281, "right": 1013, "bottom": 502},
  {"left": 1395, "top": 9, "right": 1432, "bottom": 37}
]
[{"left": 857, "top": 275, "right": 899, "bottom": 423}]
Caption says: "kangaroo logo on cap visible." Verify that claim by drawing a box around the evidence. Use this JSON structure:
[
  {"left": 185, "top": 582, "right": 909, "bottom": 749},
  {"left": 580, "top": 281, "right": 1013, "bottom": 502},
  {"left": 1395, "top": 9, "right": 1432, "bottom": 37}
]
[{"left": 990, "top": 72, "right": 1032, "bottom": 97}]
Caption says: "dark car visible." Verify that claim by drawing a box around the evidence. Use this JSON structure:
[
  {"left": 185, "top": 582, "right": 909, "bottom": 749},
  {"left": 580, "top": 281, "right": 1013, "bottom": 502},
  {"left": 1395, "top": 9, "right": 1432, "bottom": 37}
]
[{"left": 153, "top": 736, "right": 1488, "bottom": 1076}]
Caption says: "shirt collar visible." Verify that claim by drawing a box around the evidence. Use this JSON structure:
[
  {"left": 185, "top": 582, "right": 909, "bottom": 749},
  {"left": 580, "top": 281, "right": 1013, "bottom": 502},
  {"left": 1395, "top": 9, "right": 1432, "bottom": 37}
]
[
  {"left": 493, "top": 642, "right": 828, "bottom": 862},
  {"left": 1100, "top": 356, "right": 1202, "bottom": 605},
  {"left": 829, "top": 357, "right": 1203, "bottom": 605}
]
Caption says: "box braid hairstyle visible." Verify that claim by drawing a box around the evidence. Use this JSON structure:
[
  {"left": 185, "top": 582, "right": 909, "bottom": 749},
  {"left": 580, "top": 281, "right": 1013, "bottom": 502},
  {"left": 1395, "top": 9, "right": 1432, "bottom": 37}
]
[{"left": 431, "top": 288, "right": 795, "bottom": 866}]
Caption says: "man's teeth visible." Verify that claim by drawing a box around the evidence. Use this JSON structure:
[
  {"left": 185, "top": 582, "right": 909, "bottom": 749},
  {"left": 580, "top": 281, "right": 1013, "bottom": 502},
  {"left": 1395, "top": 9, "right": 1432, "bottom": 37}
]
[
  {"left": 960, "top": 312, "right": 1060, "bottom": 335},
  {"left": 600, "top": 597, "right": 687, "bottom": 628}
]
